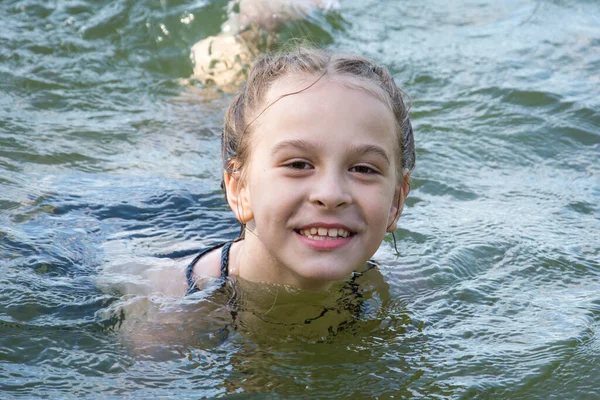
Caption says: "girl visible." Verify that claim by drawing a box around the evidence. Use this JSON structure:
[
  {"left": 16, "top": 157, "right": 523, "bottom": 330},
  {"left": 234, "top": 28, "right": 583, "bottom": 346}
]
[
  {"left": 104, "top": 46, "right": 414, "bottom": 350},
  {"left": 187, "top": 46, "right": 415, "bottom": 294}
]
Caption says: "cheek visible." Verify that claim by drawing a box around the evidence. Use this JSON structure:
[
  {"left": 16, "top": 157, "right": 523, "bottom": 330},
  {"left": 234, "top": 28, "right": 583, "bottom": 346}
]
[
  {"left": 246, "top": 170, "right": 298, "bottom": 221},
  {"left": 367, "top": 185, "right": 396, "bottom": 223}
]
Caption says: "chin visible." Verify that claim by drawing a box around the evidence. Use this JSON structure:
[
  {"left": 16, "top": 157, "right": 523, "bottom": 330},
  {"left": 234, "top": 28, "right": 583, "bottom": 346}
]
[{"left": 292, "top": 265, "right": 355, "bottom": 287}]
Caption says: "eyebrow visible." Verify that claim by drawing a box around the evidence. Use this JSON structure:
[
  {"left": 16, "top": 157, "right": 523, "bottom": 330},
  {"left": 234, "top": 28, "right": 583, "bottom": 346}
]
[
  {"left": 270, "top": 139, "right": 315, "bottom": 156},
  {"left": 347, "top": 144, "right": 391, "bottom": 166},
  {"left": 271, "top": 139, "right": 391, "bottom": 166}
]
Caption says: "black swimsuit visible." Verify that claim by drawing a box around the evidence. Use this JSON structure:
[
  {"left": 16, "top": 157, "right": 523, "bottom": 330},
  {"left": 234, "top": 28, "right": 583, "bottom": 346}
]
[
  {"left": 185, "top": 241, "right": 378, "bottom": 340},
  {"left": 186, "top": 240, "right": 376, "bottom": 297},
  {"left": 186, "top": 241, "right": 234, "bottom": 295}
]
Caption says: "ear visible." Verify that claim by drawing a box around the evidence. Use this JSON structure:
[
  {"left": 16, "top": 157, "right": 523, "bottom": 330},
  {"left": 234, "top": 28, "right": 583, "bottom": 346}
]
[
  {"left": 223, "top": 170, "right": 254, "bottom": 224},
  {"left": 386, "top": 174, "right": 410, "bottom": 233}
]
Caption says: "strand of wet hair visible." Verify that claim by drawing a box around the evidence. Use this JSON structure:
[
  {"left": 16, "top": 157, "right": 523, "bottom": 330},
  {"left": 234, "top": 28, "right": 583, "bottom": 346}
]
[{"left": 241, "top": 67, "right": 329, "bottom": 136}]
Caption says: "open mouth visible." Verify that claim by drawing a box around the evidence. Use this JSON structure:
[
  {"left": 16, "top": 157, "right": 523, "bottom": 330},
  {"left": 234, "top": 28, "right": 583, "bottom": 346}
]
[{"left": 295, "top": 227, "right": 354, "bottom": 240}]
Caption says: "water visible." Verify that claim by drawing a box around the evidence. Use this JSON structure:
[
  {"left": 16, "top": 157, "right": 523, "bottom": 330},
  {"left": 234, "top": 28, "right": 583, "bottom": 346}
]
[{"left": 1, "top": 0, "right": 599, "bottom": 398}]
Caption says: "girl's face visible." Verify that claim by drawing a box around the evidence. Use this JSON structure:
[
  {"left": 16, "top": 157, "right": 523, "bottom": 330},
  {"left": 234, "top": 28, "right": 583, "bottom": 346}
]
[{"left": 229, "top": 74, "right": 406, "bottom": 290}]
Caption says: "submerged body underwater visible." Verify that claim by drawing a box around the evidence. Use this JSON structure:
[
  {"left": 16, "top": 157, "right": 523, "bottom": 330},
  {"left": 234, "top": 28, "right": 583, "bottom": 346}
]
[{"left": 1, "top": 0, "right": 599, "bottom": 398}]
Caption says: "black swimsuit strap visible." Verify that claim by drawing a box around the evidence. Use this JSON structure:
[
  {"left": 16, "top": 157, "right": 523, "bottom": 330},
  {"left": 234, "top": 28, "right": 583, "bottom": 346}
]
[
  {"left": 220, "top": 241, "right": 233, "bottom": 277},
  {"left": 186, "top": 241, "right": 233, "bottom": 295}
]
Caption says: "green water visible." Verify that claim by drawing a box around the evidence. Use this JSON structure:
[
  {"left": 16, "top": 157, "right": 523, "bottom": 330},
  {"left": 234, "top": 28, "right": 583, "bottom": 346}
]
[{"left": 1, "top": 0, "right": 599, "bottom": 398}]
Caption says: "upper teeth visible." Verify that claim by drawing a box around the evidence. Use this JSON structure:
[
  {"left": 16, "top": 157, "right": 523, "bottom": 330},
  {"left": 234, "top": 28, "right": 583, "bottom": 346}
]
[{"left": 299, "top": 227, "right": 350, "bottom": 238}]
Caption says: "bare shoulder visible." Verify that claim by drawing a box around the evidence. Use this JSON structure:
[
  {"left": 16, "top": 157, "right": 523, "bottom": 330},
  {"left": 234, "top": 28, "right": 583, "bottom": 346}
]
[{"left": 189, "top": 245, "right": 224, "bottom": 281}]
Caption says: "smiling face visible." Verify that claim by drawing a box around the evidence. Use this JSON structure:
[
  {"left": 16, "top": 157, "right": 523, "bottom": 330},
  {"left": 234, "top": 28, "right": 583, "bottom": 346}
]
[{"left": 225, "top": 74, "right": 407, "bottom": 289}]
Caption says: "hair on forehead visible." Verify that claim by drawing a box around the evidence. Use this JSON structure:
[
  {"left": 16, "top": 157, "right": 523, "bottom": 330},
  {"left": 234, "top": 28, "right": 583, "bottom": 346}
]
[{"left": 267, "top": 71, "right": 392, "bottom": 107}]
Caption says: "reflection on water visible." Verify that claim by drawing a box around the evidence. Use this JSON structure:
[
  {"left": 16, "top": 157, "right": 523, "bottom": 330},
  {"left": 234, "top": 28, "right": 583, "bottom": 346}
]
[{"left": 1, "top": 0, "right": 599, "bottom": 398}]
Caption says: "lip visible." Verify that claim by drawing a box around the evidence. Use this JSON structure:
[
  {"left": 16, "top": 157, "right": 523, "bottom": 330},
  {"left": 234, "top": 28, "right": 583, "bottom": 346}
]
[
  {"left": 295, "top": 231, "right": 353, "bottom": 250},
  {"left": 294, "top": 222, "right": 356, "bottom": 251},
  {"left": 296, "top": 222, "right": 354, "bottom": 231}
]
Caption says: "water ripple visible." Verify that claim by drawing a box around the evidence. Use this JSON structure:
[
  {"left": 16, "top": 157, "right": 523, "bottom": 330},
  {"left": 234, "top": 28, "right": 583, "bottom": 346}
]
[{"left": 1, "top": 0, "right": 599, "bottom": 397}]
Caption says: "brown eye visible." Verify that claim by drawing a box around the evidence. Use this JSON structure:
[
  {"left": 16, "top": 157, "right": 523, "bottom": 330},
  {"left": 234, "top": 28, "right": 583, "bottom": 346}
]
[
  {"left": 350, "top": 165, "right": 378, "bottom": 174},
  {"left": 286, "top": 161, "right": 312, "bottom": 170}
]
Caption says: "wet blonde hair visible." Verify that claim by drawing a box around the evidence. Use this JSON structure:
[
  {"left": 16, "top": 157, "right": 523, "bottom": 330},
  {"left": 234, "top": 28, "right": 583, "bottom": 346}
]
[{"left": 222, "top": 47, "right": 415, "bottom": 234}]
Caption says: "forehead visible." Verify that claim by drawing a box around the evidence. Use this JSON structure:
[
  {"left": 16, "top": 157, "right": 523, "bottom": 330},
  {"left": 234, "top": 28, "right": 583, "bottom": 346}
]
[
  {"left": 255, "top": 73, "right": 397, "bottom": 133},
  {"left": 265, "top": 73, "right": 393, "bottom": 112},
  {"left": 250, "top": 73, "right": 398, "bottom": 158}
]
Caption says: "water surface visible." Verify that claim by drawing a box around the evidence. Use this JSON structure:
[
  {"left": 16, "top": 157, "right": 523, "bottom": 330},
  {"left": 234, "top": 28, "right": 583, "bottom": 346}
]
[{"left": 1, "top": 0, "right": 599, "bottom": 398}]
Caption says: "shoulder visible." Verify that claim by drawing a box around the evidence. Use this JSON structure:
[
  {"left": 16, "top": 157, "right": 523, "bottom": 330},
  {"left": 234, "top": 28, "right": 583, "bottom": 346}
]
[{"left": 189, "top": 245, "right": 224, "bottom": 281}]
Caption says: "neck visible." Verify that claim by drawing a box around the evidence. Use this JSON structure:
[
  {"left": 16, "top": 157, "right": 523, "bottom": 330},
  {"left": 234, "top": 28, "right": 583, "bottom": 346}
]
[{"left": 232, "top": 230, "right": 334, "bottom": 291}]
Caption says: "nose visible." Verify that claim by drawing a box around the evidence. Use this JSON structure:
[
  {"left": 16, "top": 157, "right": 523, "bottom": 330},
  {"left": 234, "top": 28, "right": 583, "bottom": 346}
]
[{"left": 308, "top": 169, "right": 352, "bottom": 210}]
